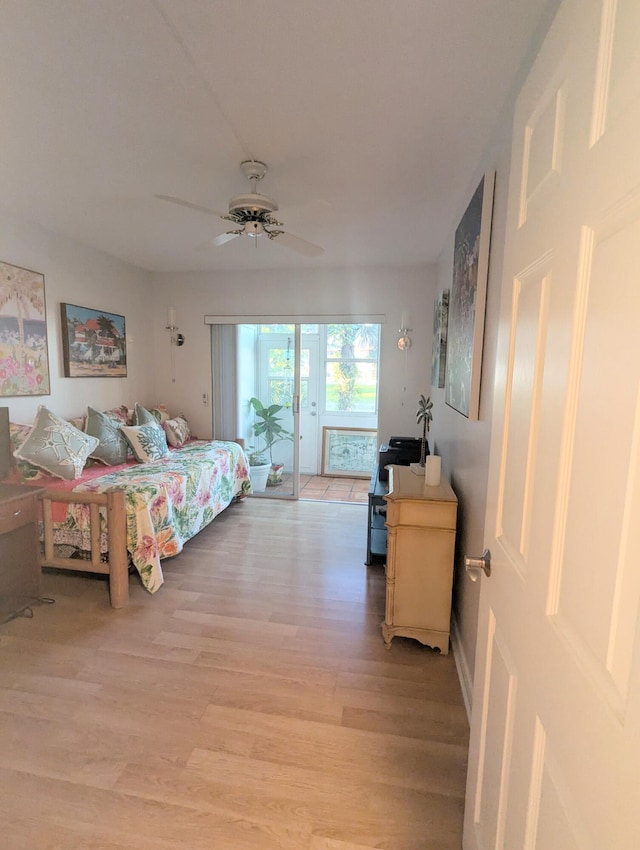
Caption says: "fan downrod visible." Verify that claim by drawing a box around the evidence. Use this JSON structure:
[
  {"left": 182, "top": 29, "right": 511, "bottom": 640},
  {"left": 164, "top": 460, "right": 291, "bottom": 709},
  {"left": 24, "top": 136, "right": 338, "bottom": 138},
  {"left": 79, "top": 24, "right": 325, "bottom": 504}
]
[{"left": 240, "top": 160, "right": 268, "bottom": 183}]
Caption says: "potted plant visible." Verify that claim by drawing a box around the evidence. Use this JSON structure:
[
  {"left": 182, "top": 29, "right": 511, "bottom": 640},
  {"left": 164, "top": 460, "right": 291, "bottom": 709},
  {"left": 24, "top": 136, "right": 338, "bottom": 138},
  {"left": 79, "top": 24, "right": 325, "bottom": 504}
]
[
  {"left": 246, "top": 447, "right": 271, "bottom": 493},
  {"left": 248, "top": 397, "right": 295, "bottom": 487},
  {"left": 416, "top": 393, "right": 433, "bottom": 465}
]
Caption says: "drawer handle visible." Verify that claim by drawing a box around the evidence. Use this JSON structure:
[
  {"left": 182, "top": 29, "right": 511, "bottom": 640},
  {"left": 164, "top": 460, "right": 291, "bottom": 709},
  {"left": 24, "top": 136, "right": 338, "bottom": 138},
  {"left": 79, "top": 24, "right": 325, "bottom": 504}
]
[{"left": 13, "top": 509, "right": 21, "bottom": 517}]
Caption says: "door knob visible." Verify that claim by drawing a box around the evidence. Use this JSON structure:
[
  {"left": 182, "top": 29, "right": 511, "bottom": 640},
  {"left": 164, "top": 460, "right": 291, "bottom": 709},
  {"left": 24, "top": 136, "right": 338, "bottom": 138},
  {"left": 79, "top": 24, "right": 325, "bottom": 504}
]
[
  {"left": 310, "top": 411, "right": 317, "bottom": 416},
  {"left": 465, "top": 549, "right": 491, "bottom": 581}
]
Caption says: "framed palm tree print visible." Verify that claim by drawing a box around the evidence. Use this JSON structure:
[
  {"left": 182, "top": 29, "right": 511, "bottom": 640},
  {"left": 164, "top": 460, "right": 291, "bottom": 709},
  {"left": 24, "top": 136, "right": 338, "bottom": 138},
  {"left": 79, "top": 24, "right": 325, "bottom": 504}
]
[{"left": 0, "top": 260, "right": 51, "bottom": 397}]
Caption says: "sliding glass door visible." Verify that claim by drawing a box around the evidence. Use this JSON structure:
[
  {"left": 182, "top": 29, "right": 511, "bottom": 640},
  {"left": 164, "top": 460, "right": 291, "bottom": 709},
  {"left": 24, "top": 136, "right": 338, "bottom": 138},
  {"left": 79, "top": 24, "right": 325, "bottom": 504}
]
[
  {"left": 211, "top": 321, "right": 380, "bottom": 500},
  {"left": 213, "top": 322, "right": 320, "bottom": 498},
  {"left": 257, "top": 330, "right": 319, "bottom": 475}
]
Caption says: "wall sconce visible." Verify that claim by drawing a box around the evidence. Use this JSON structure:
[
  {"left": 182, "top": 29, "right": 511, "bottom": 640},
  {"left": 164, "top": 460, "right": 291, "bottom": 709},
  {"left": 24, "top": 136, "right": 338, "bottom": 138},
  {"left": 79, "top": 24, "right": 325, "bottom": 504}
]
[
  {"left": 398, "top": 309, "right": 412, "bottom": 350},
  {"left": 166, "top": 307, "right": 184, "bottom": 384},
  {"left": 166, "top": 307, "right": 185, "bottom": 346}
]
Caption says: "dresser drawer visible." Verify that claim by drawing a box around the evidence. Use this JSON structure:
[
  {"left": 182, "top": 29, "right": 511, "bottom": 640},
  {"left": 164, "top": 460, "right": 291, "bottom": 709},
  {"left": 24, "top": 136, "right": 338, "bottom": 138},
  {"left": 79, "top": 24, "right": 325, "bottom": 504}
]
[{"left": 0, "top": 496, "right": 38, "bottom": 536}]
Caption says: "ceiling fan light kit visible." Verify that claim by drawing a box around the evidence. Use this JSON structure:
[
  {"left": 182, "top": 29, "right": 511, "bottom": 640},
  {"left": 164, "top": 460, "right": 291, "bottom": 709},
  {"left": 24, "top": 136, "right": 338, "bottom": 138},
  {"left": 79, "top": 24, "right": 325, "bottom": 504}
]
[
  {"left": 157, "top": 159, "right": 324, "bottom": 256},
  {"left": 228, "top": 194, "right": 278, "bottom": 216}
]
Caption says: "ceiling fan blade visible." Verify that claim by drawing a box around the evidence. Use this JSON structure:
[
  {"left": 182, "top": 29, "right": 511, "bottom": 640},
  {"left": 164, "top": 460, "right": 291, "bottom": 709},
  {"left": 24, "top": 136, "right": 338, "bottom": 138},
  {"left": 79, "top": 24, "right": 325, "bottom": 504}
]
[
  {"left": 155, "top": 194, "right": 226, "bottom": 218},
  {"left": 268, "top": 229, "right": 324, "bottom": 257},
  {"left": 212, "top": 230, "right": 243, "bottom": 247}
]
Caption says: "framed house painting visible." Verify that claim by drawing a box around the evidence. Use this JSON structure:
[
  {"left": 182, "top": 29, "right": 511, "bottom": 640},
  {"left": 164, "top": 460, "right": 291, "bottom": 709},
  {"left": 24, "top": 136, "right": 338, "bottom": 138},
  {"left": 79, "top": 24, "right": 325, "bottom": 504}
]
[
  {"left": 445, "top": 172, "right": 495, "bottom": 419},
  {"left": 431, "top": 289, "right": 449, "bottom": 389},
  {"left": 0, "top": 260, "right": 51, "bottom": 397},
  {"left": 61, "top": 303, "right": 127, "bottom": 377},
  {"left": 321, "top": 426, "right": 378, "bottom": 478}
]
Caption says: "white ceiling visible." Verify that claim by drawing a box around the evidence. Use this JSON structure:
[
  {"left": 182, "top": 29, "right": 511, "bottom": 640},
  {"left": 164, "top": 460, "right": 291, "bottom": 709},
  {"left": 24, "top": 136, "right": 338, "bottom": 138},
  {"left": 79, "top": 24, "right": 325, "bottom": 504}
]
[{"left": 0, "top": 0, "right": 560, "bottom": 273}]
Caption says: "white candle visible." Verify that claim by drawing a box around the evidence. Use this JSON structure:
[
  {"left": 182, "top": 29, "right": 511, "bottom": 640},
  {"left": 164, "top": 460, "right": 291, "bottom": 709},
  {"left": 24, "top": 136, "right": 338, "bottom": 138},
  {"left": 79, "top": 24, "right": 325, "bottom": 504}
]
[
  {"left": 400, "top": 309, "right": 410, "bottom": 330},
  {"left": 425, "top": 455, "right": 441, "bottom": 486},
  {"left": 167, "top": 307, "right": 177, "bottom": 328}
]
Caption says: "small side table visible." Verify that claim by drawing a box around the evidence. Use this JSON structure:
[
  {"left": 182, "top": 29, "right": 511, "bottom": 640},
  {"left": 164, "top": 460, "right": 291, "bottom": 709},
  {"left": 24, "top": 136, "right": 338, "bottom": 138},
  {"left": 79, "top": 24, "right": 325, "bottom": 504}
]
[
  {"left": 365, "top": 464, "right": 389, "bottom": 565},
  {"left": 0, "top": 483, "right": 46, "bottom": 623}
]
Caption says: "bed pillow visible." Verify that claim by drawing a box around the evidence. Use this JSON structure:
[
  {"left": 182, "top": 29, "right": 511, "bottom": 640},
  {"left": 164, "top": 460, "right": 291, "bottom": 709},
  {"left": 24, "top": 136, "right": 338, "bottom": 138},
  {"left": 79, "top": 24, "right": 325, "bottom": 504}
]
[
  {"left": 121, "top": 424, "right": 170, "bottom": 462},
  {"left": 163, "top": 415, "right": 191, "bottom": 448},
  {"left": 14, "top": 406, "right": 99, "bottom": 480},
  {"left": 9, "top": 423, "right": 48, "bottom": 480},
  {"left": 67, "top": 415, "right": 86, "bottom": 432},
  {"left": 151, "top": 404, "right": 171, "bottom": 424},
  {"left": 85, "top": 406, "right": 129, "bottom": 466},
  {"left": 133, "top": 403, "right": 161, "bottom": 428},
  {"left": 105, "top": 404, "right": 130, "bottom": 425}
]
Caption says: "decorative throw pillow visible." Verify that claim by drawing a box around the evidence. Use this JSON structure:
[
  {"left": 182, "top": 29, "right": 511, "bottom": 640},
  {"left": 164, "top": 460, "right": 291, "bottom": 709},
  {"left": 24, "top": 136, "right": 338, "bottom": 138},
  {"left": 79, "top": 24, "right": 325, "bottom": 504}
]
[
  {"left": 163, "top": 415, "right": 191, "bottom": 448},
  {"left": 121, "top": 424, "right": 170, "bottom": 462},
  {"left": 150, "top": 404, "right": 171, "bottom": 424},
  {"left": 14, "top": 406, "right": 99, "bottom": 480},
  {"left": 9, "top": 422, "right": 48, "bottom": 480},
  {"left": 133, "top": 403, "right": 156, "bottom": 426},
  {"left": 85, "top": 406, "right": 129, "bottom": 466},
  {"left": 67, "top": 415, "right": 86, "bottom": 432},
  {"left": 105, "top": 404, "right": 130, "bottom": 425}
]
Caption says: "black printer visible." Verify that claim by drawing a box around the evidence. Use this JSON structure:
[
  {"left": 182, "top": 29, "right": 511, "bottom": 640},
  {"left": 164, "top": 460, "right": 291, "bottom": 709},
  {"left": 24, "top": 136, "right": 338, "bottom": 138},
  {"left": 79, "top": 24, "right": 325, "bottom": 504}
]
[{"left": 378, "top": 436, "right": 427, "bottom": 481}]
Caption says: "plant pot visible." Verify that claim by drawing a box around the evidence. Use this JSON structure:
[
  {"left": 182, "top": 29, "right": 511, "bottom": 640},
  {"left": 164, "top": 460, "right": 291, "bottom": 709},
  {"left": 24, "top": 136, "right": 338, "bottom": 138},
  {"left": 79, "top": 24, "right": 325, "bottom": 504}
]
[
  {"left": 267, "top": 463, "right": 284, "bottom": 486},
  {"left": 249, "top": 462, "right": 271, "bottom": 493}
]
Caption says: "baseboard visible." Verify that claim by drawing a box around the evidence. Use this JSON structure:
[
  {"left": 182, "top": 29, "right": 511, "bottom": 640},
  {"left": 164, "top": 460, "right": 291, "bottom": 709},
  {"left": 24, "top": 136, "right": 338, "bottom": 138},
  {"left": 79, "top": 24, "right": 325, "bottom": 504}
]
[{"left": 451, "top": 615, "right": 473, "bottom": 724}]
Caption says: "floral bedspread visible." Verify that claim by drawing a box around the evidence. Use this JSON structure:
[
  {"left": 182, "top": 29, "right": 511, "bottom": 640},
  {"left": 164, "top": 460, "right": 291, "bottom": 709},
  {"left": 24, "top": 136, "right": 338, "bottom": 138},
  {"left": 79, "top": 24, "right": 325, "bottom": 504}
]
[{"left": 52, "top": 440, "right": 251, "bottom": 593}]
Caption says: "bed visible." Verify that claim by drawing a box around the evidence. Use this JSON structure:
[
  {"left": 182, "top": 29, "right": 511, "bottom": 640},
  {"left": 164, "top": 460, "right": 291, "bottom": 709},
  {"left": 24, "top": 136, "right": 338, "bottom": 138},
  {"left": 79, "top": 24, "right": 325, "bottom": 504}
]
[{"left": 27, "top": 438, "right": 251, "bottom": 608}]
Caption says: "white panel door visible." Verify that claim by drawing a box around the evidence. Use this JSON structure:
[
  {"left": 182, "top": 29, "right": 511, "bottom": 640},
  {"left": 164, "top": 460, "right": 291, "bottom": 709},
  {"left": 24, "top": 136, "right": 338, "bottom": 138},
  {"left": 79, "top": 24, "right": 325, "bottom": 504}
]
[
  {"left": 258, "top": 331, "right": 319, "bottom": 475},
  {"left": 464, "top": 0, "right": 640, "bottom": 847},
  {"left": 298, "top": 335, "right": 320, "bottom": 474}
]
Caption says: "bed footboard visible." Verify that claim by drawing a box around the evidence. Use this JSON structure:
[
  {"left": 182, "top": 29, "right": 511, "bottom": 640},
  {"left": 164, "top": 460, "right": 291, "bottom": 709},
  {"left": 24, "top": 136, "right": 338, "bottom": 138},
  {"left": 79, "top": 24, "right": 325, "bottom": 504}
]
[{"left": 39, "top": 488, "right": 129, "bottom": 608}]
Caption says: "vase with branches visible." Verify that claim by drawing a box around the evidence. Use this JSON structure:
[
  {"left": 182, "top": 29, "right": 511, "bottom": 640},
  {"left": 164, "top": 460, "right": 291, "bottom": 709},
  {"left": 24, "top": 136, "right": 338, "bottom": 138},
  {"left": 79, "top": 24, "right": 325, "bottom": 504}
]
[{"left": 416, "top": 394, "right": 433, "bottom": 466}]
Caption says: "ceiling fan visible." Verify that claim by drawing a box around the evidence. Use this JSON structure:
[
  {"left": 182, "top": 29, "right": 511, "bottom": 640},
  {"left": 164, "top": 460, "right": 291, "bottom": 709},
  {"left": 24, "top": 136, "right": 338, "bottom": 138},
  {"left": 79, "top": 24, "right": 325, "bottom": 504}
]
[{"left": 156, "top": 160, "right": 324, "bottom": 257}]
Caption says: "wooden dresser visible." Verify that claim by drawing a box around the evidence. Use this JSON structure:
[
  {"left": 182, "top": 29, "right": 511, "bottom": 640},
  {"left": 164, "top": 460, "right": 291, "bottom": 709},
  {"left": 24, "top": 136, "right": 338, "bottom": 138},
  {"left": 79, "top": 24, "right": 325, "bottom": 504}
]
[
  {"left": 0, "top": 483, "right": 46, "bottom": 623},
  {"left": 382, "top": 465, "right": 458, "bottom": 654}
]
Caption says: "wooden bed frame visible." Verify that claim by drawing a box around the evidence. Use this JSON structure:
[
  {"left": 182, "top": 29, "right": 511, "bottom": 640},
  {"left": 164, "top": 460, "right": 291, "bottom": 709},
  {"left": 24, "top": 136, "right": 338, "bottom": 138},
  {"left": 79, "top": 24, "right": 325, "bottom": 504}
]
[
  {"left": 35, "top": 438, "right": 247, "bottom": 610},
  {"left": 39, "top": 488, "right": 129, "bottom": 608}
]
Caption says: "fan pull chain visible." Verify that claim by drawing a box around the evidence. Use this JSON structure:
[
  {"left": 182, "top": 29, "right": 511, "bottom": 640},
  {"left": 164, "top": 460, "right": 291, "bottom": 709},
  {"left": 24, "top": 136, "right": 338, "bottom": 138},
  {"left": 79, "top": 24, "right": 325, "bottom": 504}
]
[{"left": 401, "top": 345, "right": 409, "bottom": 405}]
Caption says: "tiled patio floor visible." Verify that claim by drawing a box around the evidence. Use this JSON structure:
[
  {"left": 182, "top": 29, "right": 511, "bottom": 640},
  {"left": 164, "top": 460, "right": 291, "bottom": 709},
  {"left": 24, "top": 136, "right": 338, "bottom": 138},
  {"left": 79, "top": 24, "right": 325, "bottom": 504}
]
[
  {"left": 256, "top": 473, "right": 372, "bottom": 503},
  {"left": 299, "top": 474, "right": 370, "bottom": 503}
]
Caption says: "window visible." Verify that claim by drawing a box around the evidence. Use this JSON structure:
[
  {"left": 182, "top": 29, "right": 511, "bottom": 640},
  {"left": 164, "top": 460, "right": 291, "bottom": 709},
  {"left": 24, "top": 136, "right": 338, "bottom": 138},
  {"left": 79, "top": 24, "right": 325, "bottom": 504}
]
[
  {"left": 325, "top": 324, "right": 379, "bottom": 413},
  {"left": 267, "top": 344, "right": 309, "bottom": 408}
]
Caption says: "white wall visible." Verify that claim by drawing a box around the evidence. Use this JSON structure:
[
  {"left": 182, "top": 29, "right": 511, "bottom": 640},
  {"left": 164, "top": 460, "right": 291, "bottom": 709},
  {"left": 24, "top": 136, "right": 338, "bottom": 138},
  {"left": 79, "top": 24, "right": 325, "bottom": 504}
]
[
  {"left": 150, "top": 265, "right": 436, "bottom": 443},
  {"left": 1, "top": 213, "right": 154, "bottom": 424},
  {"left": 430, "top": 113, "right": 514, "bottom": 707}
]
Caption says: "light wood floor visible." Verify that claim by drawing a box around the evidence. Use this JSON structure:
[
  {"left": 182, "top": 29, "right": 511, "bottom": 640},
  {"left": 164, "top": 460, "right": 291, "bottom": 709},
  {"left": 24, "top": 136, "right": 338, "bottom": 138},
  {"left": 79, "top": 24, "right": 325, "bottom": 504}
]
[{"left": 0, "top": 498, "right": 468, "bottom": 850}]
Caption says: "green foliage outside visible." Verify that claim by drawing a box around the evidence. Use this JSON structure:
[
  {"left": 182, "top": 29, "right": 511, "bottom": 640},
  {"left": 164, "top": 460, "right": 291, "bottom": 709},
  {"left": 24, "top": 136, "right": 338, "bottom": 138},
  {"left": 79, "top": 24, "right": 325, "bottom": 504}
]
[
  {"left": 260, "top": 323, "right": 379, "bottom": 414},
  {"left": 326, "top": 324, "right": 379, "bottom": 412},
  {"left": 325, "top": 383, "right": 376, "bottom": 410}
]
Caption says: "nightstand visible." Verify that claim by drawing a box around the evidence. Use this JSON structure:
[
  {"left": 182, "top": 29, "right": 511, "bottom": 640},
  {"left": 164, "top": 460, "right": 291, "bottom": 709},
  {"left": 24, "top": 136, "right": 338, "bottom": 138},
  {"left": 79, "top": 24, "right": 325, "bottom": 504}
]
[
  {"left": 382, "top": 465, "right": 458, "bottom": 653},
  {"left": 0, "top": 483, "right": 46, "bottom": 623}
]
